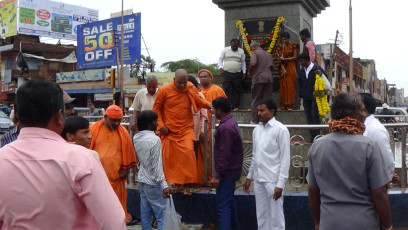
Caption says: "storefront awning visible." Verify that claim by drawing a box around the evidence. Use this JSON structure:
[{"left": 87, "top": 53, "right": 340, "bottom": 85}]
[{"left": 65, "top": 88, "right": 120, "bottom": 94}]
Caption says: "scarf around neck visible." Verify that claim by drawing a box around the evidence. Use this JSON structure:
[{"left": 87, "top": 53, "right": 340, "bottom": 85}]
[{"left": 328, "top": 116, "right": 365, "bottom": 135}]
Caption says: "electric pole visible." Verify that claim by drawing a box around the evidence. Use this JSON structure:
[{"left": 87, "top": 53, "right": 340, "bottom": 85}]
[
  {"left": 327, "top": 30, "right": 339, "bottom": 100},
  {"left": 327, "top": 30, "right": 339, "bottom": 88},
  {"left": 119, "top": 0, "right": 124, "bottom": 109}
]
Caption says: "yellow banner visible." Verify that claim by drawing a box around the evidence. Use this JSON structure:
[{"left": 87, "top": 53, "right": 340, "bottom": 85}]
[{"left": 0, "top": 0, "right": 17, "bottom": 37}]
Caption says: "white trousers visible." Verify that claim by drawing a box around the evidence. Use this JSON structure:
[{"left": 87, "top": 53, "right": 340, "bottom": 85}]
[{"left": 254, "top": 181, "right": 285, "bottom": 230}]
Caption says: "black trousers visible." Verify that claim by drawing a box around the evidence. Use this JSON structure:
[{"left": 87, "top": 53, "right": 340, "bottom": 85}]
[
  {"left": 303, "top": 99, "right": 321, "bottom": 141},
  {"left": 222, "top": 71, "right": 242, "bottom": 109}
]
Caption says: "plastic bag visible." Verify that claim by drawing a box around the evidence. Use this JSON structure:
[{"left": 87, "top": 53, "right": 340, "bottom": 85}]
[
  {"left": 163, "top": 195, "right": 182, "bottom": 230},
  {"left": 321, "top": 73, "right": 332, "bottom": 90}
]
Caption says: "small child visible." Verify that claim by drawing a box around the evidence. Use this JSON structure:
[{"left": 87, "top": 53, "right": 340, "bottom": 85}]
[
  {"left": 61, "top": 116, "right": 99, "bottom": 159},
  {"left": 133, "top": 110, "right": 170, "bottom": 230}
]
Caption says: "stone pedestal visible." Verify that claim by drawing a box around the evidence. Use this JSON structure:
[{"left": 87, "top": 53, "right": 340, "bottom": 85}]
[
  {"left": 213, "top": 0, "right": 329, "bottom": 47},
  {"left": 213, "top": 0, "right": 329, "bottom": 110}
]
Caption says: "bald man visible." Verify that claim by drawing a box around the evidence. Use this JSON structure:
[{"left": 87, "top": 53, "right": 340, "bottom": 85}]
[{"left": 153, "top": 69, "right": 212, "bottom": 194}]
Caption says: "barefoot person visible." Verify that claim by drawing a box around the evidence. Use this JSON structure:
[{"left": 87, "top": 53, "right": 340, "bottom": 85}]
[
  {"left": 153, "top": 69, "right": 212, "bottom": 195},
  {"left": 90, "top": 105, "right": 138, "bottom": 225}
]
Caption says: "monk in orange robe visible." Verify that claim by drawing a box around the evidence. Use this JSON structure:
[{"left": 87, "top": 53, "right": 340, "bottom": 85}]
[
  {"left": 90, "top": 105, "right": 137, "bottom": 224},
  {"left": 153, "top": 69, "right": 212, "bottom": 194},
  {"left": 197, "top": 69, "right": 227, "bottom": 184}
]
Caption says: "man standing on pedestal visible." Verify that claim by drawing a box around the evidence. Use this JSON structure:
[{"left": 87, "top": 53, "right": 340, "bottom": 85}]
[
  {"left": 218, "top": 38, "right": 246, "bottom": 111},
  {"left": 153, "top": 69, "right": 212, "bottom": 195},
  {"left": 297, "top": 52, "right": 325, "bottom": 142},
  {"left": 299, "top": 28, "right": 316, "bottom": 62},
  {"left": 248, "top": 42, "right": 274, "bottom": 124}
]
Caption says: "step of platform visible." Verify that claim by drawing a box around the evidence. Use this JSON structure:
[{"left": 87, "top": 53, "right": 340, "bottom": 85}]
[
  {"left": 231, "top": 109, "right": 307, "bottom": 124},
  {"left": 229, "top": 109, "right": 322, "bottom": 141}
]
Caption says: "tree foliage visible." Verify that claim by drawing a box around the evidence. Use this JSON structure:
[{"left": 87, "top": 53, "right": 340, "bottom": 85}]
[
  {"left": 130, "top": 54, "right": 156, "bottom": 78},
  {"left": 161, "top": 59, "right": 219, "bottom": 75}
]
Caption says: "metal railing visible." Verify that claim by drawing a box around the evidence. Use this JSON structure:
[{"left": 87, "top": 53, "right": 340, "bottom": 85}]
[
  {"left": 207, "top": 122, "right": 408, "bottom": 190},
  {"left": 83, "top": 113, "right": 408, "bottom": 190}
]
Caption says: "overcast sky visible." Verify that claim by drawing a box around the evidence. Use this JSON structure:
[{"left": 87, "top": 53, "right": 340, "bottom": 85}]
[{"left": 59, "top": 0, "right": 408, "bottom": 90}]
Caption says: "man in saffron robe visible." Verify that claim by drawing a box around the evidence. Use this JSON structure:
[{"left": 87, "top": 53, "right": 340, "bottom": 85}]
[
  {"left": 90, "top": 105, "right": 138, "bottom": 225},
  {"left": 153, "top": 69, "right": 212, "bottom": 194},
  {"left": 197, "top": 69, "right": 227, "bottom": 184}
]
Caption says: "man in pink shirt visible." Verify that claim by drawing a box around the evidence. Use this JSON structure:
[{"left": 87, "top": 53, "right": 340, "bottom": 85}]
[
  {"left": 0, "top": 80, "right": 126, "bottom": 230},
  {"left": 299, "top": 28, "right": 316, "bottom": 62}
]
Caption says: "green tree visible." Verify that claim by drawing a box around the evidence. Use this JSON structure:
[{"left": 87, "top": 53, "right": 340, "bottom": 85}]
[
  {"left": 161, "top": 59, "right": 220, "bottom": 75},
  {"left": 130, "top": 55, "right": 156, "bottom": 78}
]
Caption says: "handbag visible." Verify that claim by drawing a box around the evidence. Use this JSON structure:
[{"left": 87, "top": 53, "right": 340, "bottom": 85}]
[{"left": 163, "top": 195, "right": 182, "bottom": 230}]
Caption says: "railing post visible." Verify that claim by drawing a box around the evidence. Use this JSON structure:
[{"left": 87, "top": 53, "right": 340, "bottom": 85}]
[
  {"left": 401, "top": 127, "right": 407, "bottom": 188},
  {"left": 211, "top": 114, "right": 216, "bottom": 178},
  {"left": 203, "top": 120, "right": 208, "bottom": 184}
]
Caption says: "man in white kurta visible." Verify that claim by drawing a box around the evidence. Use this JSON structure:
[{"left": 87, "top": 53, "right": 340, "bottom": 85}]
[{"left": 244, "top": 99, "right": 290, "bottom": 230}]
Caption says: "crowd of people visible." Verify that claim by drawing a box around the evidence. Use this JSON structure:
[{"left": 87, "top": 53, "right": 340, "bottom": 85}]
[{"left": 0, "top": 28, "right": 397, "bottom": 230}]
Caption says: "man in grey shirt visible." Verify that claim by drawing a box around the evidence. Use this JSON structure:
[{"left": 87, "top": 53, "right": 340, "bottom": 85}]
[
  {"left": 88, "top": 103, "right": 99, "bottom": 116},
  {"left": 133, "top": 110, "right": 170, "bottom": 230},
  {"left": 307, "top": 93, "right": 392, "bottom": 230},
  {"left": 248, "top": 42, "right": 274, "bottom": 123}
]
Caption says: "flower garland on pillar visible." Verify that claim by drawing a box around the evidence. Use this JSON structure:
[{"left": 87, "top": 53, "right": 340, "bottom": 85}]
[
  {"left": 235, "top": 16, "right": 285, "bottom": 56},
  {"left": 313, "top": 74, "right": 330, "bottom": 117}
]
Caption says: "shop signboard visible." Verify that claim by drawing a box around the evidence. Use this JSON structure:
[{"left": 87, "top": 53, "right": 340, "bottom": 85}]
[
  {"left": 56, "top": 68, "right": 105, "bottom": 83},
  {"left": 94, "top": 93, "right": 113, "bottom": 101}
]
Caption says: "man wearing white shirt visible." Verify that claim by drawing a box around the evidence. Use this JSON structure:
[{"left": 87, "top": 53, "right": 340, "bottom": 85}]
[
  {"left": 131, "top": 75, "right": 158, "bottom": 132},
  {"left": 243, "top": 99, "right": 290, "bottom": 230},
  {"left": 360, "top": 93, "right": 395, "bottom": 181},
  {"left": 218, "top": 38, "right": 246, "bottom": 110}
]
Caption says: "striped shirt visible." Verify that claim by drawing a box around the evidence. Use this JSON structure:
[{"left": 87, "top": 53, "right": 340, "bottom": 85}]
[
  {"left": 1, "top": 126, "right": 19, "bottom": 147},
  {"left": 133, "top": 130, "right": 168, "bottom": 189}
]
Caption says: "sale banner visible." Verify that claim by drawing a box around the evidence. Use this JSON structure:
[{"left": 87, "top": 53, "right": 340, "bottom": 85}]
[{"left": 76, "top": 13, "right": 141, "bottom": 70}]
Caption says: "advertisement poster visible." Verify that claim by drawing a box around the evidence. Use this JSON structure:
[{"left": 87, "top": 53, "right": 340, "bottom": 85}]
[
  {"left": 0, "top": 0, "right": 17, "bottom": 37},
  {"left": 18, "top": 0, "right": 98, "bottom": 40},
  {"left": 76, "top": 13, "right": 141, "bottom": 70}
]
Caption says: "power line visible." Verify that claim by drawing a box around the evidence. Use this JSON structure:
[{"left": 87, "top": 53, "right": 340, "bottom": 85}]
[{"left": 141, "top": 34, "right": 151, "bottom": 58}]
